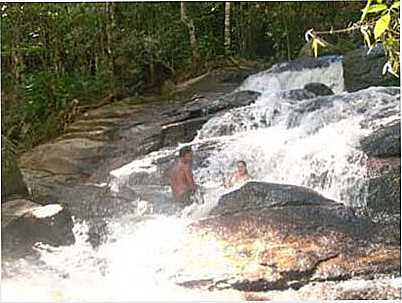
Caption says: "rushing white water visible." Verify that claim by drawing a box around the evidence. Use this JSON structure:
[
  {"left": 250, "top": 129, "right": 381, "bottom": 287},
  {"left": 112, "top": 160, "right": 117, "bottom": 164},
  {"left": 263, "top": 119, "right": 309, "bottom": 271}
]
[
  {"left": 194, "top": 88, "right": 400, "bottom": 208},
  {"left": 2, "top": 56, "right": 400, "bottom": 301},
  {"left": 236, "top": 55, "right": 344, "bottom": 94}
]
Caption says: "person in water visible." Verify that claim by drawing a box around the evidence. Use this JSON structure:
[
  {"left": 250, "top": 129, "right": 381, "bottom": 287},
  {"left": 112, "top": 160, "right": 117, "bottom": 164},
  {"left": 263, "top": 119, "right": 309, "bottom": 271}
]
[
  {"left": 170, "top": 146, "right": 197, "bottom": 205},
  {"left": 224, "top": 160, "right": 251, "bottom": 188}
]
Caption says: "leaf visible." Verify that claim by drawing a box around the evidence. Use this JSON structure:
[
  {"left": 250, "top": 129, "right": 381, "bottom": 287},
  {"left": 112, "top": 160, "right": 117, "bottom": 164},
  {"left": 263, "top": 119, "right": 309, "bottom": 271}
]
[
  {"left": 312, "top": 38, "right": 318, "bottom": 58},
  {"left": 366, "top": 4, "right": 388, "bottom": 13},
  {"left": 361, "top": 0, "right": 373, "bottom": 21},
  {"left": 374, "top": 12, "right": 391, "bottom": 38},
  {"left": 311, "top": 38, "right": 326, "bottom": 58},
  {"left": 315, "top": 37, "right": 326, "bottom": 47},
  {"left": 391, "top": 1, "right": 400, "bottom": 9}
]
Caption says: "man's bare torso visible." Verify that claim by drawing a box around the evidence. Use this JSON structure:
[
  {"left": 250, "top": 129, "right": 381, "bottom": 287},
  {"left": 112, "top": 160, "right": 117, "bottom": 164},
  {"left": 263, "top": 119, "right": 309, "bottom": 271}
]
[{"left": 170, "top": 160, "right": 195, "bottom": 200}]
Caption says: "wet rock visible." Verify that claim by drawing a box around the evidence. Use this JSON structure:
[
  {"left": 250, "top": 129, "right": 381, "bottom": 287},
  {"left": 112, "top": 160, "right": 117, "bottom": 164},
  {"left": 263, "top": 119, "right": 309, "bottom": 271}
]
[
  {"left": 211, "top": 181, "right": 342, "bottom": 216},
  {"left": 243, "top": 276, "right": 401, "bottom": 300},
  {"left": 359, "top": 120, "right": 401, "bottom": 219},
  {"left": 280, "top": 89, "right": 316, "bottom": 101},
  {"left": 2, "top": 199, "right": 75, "bottom": 260},
  {"left": 160, "top": 117, "right": 208, "bottom": 148},
  {"left": 303, "top": 83, "right": 334, "bottom": 96},
  {"left": 365, "top": 159, "right": 400, "bottom": 219},
  {"left": 167, "top": 182, "right": 399, "bottom": 294},
  {"left": 171, "top": 203, "right": 400, "bottom": 294},
  {"left": 164, "top": 90, "right": 260, "bottom": 120},
  {"left": 360, "top": 120, "right": 400, "bottom": 158},
  {"left": 343, "top": 46, "right": 400, "bottom": 92},
  {"left": 271, "top": 55, "right": 341, "bottom": 73},
  {"left": 222, "top": 68, "right": 259, "bottom": 83}
]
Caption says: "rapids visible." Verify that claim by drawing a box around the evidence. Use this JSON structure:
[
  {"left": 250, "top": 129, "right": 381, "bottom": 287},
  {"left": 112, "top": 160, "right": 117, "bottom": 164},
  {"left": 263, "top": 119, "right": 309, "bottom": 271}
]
[{"left": 2, "top": 55, "right": 400, "bottom": 301}]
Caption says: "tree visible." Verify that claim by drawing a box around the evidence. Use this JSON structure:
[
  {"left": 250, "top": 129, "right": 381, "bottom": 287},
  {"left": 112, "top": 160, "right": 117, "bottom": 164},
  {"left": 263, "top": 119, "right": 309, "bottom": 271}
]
[
  {"left": 181, "top": 2, "right": 199, "bottom": 64},
  {"left": 224, "top": 2, "right": 231, "bottom": 55}
]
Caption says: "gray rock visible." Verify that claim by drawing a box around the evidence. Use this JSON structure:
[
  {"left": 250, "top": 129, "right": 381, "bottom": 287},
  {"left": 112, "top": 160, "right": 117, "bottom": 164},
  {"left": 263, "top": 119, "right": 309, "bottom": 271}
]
[
  {"left": 360, "top": 120, "right": 400, "bottom": 158},
  {"left": 211, "top": 181, "right": 343, "bottom": 216},
  {"left": 172, "top": 190, "right": 399, "bottom": 294},
  {"left": 343, "top": 46, "right": 400, "bottom": 92},
  {"left": 304, "top": 83, "right": 334, "bottom": 96},
  {"left": 2, "top": 199, "right": 75, "bottom": 260},
  {"left": 359, "top": 120, "right": 401, "bottom": 220},
  {"left": 366, "top": 159, "right": 401, "bottom": 219}
]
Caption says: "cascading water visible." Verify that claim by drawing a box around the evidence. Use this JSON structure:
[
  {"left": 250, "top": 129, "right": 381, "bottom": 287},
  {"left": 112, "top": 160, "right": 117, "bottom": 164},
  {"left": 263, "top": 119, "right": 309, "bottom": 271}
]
[{"left": 2, "top": 56, "right": 400, "bottom": 301}]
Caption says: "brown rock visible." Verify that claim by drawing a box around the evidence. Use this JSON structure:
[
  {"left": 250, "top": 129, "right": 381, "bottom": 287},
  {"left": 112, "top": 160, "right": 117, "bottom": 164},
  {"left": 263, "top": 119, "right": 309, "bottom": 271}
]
[{"left": 172, "top": 206, "right": 400, "bottom": 294}]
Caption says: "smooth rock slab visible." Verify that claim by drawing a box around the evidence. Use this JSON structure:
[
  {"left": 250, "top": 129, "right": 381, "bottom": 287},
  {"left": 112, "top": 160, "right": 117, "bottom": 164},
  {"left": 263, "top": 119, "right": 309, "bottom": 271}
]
[
  {"left": 172, "top": 206, "right": 400, "bottom": 293},
  {"left": 167, "top": 182, "right": 400, "bottom": 293}
]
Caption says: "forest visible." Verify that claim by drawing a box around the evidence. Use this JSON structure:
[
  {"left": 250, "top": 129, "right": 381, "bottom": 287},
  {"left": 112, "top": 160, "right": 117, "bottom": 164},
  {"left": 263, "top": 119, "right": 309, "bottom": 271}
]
[{"left": 0, "top": 1, "right": 398, "bottom": 151}]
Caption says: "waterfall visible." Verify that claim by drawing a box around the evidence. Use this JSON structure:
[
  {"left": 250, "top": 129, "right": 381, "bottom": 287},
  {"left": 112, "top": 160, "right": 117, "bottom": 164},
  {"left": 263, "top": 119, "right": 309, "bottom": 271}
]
[
  {"left": 109, "top": 56, "right": 399, "bottom": 214},
  {"left": 236, "top": 55, "right": 344, "bottom": 93},
  {"left": 2, "top": 56, "right": 400, "bottom": 301}
]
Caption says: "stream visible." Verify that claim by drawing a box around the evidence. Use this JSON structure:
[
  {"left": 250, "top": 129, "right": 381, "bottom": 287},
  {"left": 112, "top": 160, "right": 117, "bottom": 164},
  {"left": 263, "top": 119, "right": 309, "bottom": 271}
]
[{"left": 2, "top": 55, "right": 400, "bottom": 301}]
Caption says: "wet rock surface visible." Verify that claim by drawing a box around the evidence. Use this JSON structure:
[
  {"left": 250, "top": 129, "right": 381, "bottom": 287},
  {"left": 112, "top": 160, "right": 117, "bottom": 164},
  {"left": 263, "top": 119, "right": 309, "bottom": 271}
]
[
  {"left": 212, "top": 181, "right": 339, "bottom": 216},
  {"left": 360, "top": 119, "right": 401, "bottom": 220},
  {"left": 360, "top": 120, "right": 400, "bottom": 158},
  {"left": 242, "top": 276, "right": 401, "bottom": 300},
  {"left": 270, "top": 55, "right": 341, "bottom": 73},
  {"left": 170, "top": 182, "right": 400, "bottom": 295},
  {"left": 303, "top": 82, "right": 334, "bottom": 96},
  {"left": 343, "top": 46, "right": 400, "bottom": 92},
  {"left": 1, "top": 199, "right": 75, "bottom": 260}
]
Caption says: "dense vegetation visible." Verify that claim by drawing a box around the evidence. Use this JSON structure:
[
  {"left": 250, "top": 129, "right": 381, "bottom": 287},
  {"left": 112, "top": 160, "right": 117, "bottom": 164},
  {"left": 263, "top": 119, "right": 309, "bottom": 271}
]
[{"left": 0, "top": 2, "right": 385, "bottom": 151}]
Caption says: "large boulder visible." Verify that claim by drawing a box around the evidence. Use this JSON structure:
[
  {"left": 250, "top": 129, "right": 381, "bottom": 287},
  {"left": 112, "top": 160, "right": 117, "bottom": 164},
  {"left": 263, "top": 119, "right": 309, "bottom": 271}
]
[
  {"left": 211, "top": 181, "right": 341, "bottom": 215},
  {"left": 359, "top": 120, "right": 401, "bottom": 220},
  {"left": 169, "top": 182, "right": 400, "bottom": 297},
  {"left": 360, "top": 120, "right": 400, "bottom": 158},
  {"left": 343, "top": 46, "right": 400, "bottom": 92},
  {"left": 2, "top": 199, "right": 75, "bottom": 260}
]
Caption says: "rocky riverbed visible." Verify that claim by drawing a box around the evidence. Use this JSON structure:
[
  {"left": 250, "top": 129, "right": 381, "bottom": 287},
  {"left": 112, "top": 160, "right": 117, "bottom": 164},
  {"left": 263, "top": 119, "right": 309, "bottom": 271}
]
[{"left": 2, "top": 49, "right": 400, "bottom": 301}]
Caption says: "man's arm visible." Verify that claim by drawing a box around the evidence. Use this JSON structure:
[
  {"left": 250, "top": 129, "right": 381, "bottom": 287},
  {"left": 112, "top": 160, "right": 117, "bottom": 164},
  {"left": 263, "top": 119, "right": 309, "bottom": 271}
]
[{"left": 184, "top": 164, "right": 196, "bottom": 190}]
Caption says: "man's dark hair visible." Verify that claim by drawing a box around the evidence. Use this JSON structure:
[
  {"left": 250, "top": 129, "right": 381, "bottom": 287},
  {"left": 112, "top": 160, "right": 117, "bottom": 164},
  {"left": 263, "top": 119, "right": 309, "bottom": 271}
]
[{"left": 179, "top": 146, "right": 192, "bottom": 158}]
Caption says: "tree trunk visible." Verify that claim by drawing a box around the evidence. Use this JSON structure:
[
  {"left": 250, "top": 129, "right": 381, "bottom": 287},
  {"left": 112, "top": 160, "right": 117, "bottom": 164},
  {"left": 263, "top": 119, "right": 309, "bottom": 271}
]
[
  {"left": 224, "top": 1, "right": 231, "bottom": 55},
  {"left": 281, "top": 5, "right": 292, "bottom": 61},
  {"left": 105, "top": 2, "right": 116, "bottom": 81},
  {"left": 181, "top": 2, "right": 199, "bottom": 64}
]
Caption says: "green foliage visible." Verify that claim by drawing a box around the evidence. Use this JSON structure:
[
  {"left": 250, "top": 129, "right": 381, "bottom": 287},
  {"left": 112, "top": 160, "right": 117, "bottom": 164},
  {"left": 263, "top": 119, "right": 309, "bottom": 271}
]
[
  {"left": 361, "top": 0, "right": 400, "bottom": 76},
  {"left": 1, "top": 2, "right": 364, "bottom": 152},
  {"left": 2, "top": 72, "right": 111, "bottom": 150},
  {"left": 306, "top": 0, "right": 400, "bottom": 76}
]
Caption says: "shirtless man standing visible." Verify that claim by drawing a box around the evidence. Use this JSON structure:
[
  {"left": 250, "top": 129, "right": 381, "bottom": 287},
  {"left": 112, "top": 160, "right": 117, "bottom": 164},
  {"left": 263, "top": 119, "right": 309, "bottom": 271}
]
[{"left": 170, "top": 146, "right": 196, "bottom": 205}]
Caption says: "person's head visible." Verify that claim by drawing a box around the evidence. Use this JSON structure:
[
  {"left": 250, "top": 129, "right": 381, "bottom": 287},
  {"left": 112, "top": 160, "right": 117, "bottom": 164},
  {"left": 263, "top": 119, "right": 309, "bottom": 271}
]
[
  {"left": 179, "top": 146, "right": 193, "bottom": 163},
  {"left": 236, "top": 160, "right": 248, "bottom": 175}
]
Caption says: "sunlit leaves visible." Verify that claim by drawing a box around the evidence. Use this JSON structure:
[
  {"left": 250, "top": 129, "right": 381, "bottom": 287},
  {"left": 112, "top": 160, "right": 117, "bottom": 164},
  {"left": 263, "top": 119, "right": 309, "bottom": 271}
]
[
  {"left": 307, "top": 0, "right": 399, "bottom": 76},
  {"left": 390, "top": 1, "right": 400, "bottom": 9},
  {"left": 311, "top": 37, "right": 326, "bottom": 58},
  {"left": 361, "top": 0, "right": 373, "bottom": 21},
  {"left": 374, "top": 12, "right": 390, "bottom": 38},
  {"left": 365, "top": 4, "right": 388, "bottom": 13}
]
